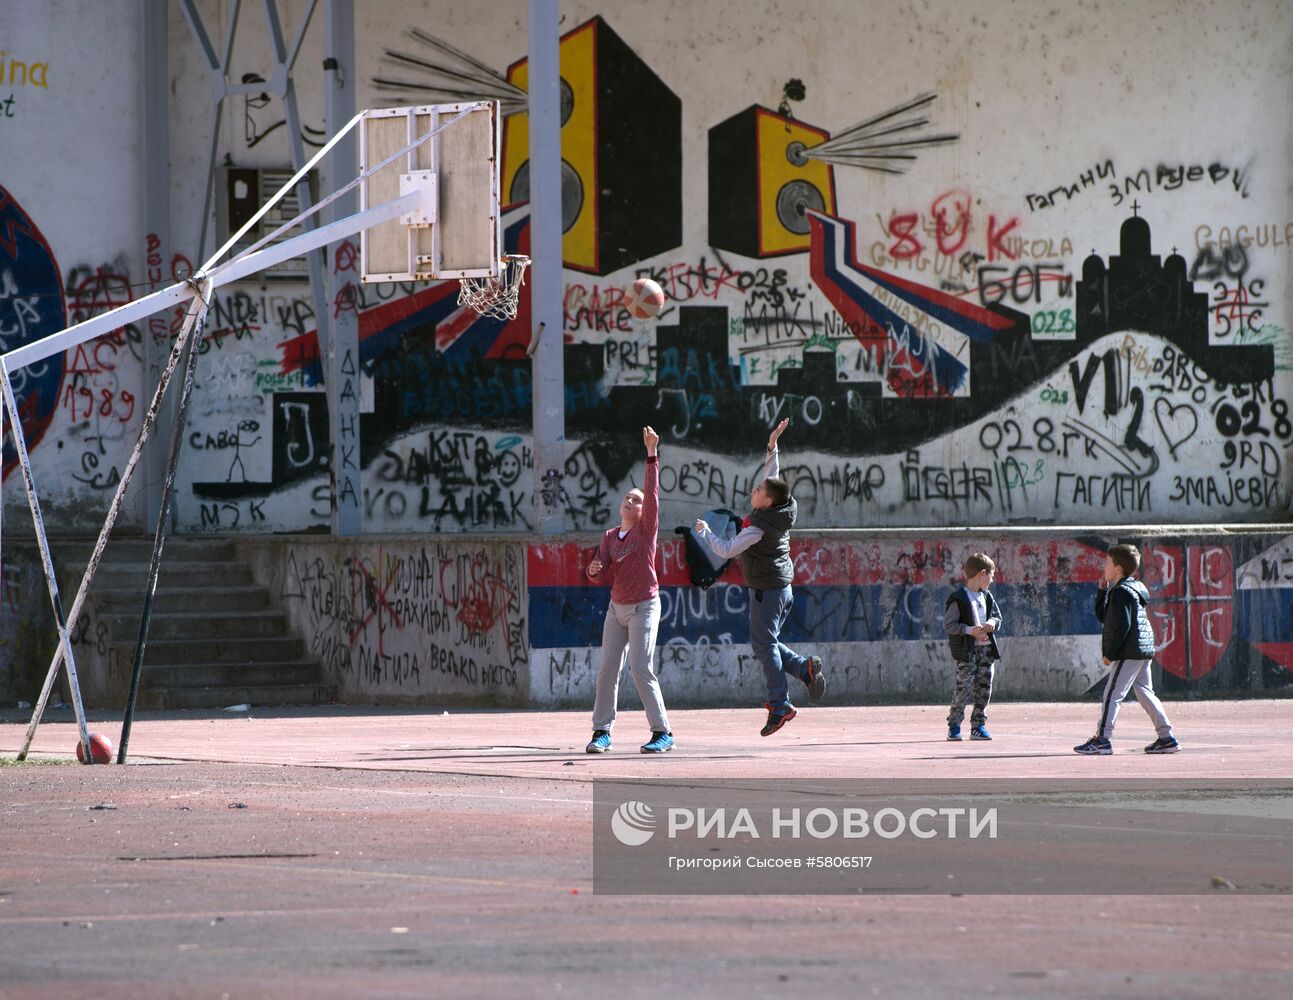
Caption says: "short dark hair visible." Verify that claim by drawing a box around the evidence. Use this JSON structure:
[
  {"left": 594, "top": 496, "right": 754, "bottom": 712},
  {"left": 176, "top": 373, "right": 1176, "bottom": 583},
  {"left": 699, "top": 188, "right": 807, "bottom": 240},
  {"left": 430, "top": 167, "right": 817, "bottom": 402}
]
[
  {"left": 763, "top": 476, "right": 790, "bottom": 506},
  {"left": 1107, "top": 543, "right": 1141, "bottom": 577},
  {"left": 963, "top": 552, "right": 995, "bottom": 577}
]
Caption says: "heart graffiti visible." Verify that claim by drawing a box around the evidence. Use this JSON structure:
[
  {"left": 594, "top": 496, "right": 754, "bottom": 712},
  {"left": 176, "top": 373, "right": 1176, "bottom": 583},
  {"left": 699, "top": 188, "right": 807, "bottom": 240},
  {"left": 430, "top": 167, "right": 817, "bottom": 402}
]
[{"left": 1152, "top": 398, "right": 1198, "bottom": 460}]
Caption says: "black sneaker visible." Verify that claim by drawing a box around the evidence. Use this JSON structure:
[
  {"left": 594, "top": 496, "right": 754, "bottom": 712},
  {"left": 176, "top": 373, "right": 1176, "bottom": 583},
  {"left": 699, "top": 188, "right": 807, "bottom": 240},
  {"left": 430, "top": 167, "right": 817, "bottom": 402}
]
[
  {"left": 760, "top": 703, "right": 797, "bottom": 737},
  {"left": 1074, "top": 736, "right": 1112, "bottom": 755},
  {"left": 804, "top": 657, "right": 826, "bottom": 702},
  {"left": 1144, "top": 736, "right": 1180, "bottom": 754}
]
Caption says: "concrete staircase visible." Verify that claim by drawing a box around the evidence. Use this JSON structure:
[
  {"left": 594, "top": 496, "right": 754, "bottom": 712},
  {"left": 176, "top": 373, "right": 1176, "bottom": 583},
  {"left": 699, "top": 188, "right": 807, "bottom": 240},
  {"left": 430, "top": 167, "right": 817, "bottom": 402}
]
[{"left": 66, "top": 538, "right": 336, "bottom": 710}]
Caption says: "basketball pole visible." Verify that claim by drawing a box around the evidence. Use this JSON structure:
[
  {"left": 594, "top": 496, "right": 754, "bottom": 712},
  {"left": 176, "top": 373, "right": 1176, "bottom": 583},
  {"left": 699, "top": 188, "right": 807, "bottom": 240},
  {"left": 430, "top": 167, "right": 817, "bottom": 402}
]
[
  {"left": 528, "top": 0, "right": 565, "bottom": 534},
  {"left": 324, "top": 0, "right": 361, "bottom": 536},
  {"left": 117, "top": 279, "right": 212, "bottom": 765}
]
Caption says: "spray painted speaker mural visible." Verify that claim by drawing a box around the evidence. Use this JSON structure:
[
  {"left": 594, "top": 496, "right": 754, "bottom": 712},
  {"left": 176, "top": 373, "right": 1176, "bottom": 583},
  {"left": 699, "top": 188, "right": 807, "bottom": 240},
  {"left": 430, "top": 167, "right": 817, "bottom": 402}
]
[
  {"left": 501, "top": 16, "right": 682, "bottom": 274},
  {"left": 708, "top": 106, "right": 838, "bottom": 258}
]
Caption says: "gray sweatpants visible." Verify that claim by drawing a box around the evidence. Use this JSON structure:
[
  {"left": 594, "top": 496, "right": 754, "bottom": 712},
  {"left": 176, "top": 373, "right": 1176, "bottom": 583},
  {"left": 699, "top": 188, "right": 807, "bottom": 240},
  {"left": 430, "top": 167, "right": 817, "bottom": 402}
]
[
  {"left": 1096, "top": 658, "right": 1174, "bottom": 741},
  {"left": 591, "top": 596, "right": 669, "bottom": 733}
]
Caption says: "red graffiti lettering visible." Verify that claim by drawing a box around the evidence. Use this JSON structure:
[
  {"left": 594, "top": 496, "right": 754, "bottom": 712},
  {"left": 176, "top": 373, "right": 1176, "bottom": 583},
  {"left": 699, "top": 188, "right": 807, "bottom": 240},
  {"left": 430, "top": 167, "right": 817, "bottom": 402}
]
[
  {"left": 987, "top": 214, "right": 1020, "bottom": 262},
  {"left": 887, "top": 212, "right": 924, "bottom": 259},
  {"left": 931, "top": 189, "right": 972, "bottom": 256},
  {"left": 334, "top": 240, "right": 359, "bottom": 274},
  {"left": 332, "top": 282, "right": 360, "bottom": 318}
]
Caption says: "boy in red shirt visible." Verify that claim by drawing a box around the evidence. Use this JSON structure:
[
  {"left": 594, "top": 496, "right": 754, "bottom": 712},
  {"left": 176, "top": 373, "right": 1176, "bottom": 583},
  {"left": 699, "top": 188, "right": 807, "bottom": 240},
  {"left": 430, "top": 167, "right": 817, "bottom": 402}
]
[{"left": 585, "top": 426, "right": 673, "bottom": 753}]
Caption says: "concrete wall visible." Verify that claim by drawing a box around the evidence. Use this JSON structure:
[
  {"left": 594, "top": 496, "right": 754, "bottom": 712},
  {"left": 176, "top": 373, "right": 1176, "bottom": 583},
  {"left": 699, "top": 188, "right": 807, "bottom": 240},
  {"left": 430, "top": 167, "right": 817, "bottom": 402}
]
[
  {"left": 223, "top": 528, "right": 1293, "bottom": 707},
  {"left": 1, "top": 0, "right": 145, "bottom": 531},
  {"left": 3, "top": 0, "right": 1290, "bottom": 535},
  {"left": 238, "top": 536, "right": 529, "bottom": 706},
  {"left": 153, "top": 0, "right": 1293, "bottom": 534},
  {"left": 2, "top": 1, "right": 1292, "bottom": 703},
  {"left": 526, "top": 528, "right": 1293, "bottom": 708},
  {"left": 7, "top": 526, "right": 1293, "bottom": 708}
]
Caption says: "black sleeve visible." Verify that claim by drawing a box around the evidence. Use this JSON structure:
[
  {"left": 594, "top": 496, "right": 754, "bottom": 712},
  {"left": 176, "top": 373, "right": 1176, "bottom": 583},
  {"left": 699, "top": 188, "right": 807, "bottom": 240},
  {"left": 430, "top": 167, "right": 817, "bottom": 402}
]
[
  {"left": 1094, "top": 586, "right": 1109, "bottom": 623},
  {"left": 1102, "top": 588, "right": 1134, "bottom": 659}
]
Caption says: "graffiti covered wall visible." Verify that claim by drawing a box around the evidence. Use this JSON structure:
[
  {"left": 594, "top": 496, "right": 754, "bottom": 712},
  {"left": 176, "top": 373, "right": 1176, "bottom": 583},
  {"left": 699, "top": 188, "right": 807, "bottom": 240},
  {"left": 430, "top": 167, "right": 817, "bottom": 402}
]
[
  {"left": 150, "top": 0, "right": 1293, "bottom": 533},
  {"left": 7, "top": 2, "right": 1286, "bottom": 535},
  {"left": 1, "top": 1, "right": 145, "bottom": 531},
  {"left": 4, "top": 2, "right": 1293, "bottom": 702},
  {"left": 529, "top": 528, "right": 1293, "bottom": 706},
  {"left": 239, "top": 537, "right": 529, "bottom": 705}
]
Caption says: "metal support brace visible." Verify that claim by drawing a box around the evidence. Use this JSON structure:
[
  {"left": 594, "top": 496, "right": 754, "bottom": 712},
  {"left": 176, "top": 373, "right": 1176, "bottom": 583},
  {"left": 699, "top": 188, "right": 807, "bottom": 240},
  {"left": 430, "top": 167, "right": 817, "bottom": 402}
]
[
  {"left": 118, "top": 280, "right": 213, "bottom": 763},
  {"left": 1, "top": 360, "right": 93, "bottom": 762}
]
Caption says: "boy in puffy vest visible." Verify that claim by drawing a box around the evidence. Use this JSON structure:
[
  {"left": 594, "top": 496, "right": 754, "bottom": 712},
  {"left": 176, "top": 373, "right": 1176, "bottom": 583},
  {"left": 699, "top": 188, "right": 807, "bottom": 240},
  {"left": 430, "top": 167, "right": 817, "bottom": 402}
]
[
  {"left": 694, "top": 418, "right": 826, "bottom": 737},
  {"left": 1074, "top": 543, "right": 1180, "bottom": 755},
  {"left": 943, "top": 552, "right": 1002, "bottom": 742}
]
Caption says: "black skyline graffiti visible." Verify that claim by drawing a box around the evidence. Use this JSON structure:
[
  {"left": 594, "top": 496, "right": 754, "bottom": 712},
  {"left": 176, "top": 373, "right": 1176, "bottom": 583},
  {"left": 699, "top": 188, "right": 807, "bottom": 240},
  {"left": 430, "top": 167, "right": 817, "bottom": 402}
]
[{"left": 197, "top": 214, "right": 1276, "bottom": 503}]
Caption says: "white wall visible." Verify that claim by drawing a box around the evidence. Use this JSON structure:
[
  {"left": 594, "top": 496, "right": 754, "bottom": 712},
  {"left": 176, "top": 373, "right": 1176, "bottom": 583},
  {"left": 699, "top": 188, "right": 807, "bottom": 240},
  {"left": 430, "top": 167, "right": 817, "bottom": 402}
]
[
  {"left": 3, "top": 0, "right": 1291, "bottom": 535},
  {"left": 1, "top": 0, "right": 144, "bottom": 530}
]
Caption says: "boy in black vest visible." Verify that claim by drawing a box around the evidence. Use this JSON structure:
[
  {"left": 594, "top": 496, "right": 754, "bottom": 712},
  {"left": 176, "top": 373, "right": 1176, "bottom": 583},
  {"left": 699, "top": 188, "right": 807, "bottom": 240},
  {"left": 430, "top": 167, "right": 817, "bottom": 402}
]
[
  {"left": 943, "top": 552, "right": 1002, "bottom": 741},
  {"left": 694, "top": 418, "right": 825, "bottom": 736},
  {"left": 1074, "top": 543, "right": 1179, "bottom": 755}
]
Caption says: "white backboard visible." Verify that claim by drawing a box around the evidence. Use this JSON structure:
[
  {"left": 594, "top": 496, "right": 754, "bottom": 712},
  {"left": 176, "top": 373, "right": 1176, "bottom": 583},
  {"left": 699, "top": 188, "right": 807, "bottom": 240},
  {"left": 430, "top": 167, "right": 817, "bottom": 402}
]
[{"left": 359, "top": 101, "right": 502, "bottom": 283}]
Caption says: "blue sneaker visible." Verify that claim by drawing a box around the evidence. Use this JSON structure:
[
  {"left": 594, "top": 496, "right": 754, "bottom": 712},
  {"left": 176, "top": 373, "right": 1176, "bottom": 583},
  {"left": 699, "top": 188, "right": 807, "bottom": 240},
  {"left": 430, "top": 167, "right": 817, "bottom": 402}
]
[
  {"left": 760, "top": 703, "right": 797, "bottom": 737},
  {"left": 947, "top": 724, "right": 963, "bottom": 741},
  {"left": 1144, "top": 736, "right": 1180, "bottom": 754},
  {"left": 1074, "top": 736, "right": 1112, "bottom": 755},
  {"left": 970, "top": 725, "right": 992, "bottom": 741},
  {"left": 640, "top": 731, "right": 674, "bottom": 754},
  {"left": 585, "top": 730, "right": 611, "bottom": 753}
]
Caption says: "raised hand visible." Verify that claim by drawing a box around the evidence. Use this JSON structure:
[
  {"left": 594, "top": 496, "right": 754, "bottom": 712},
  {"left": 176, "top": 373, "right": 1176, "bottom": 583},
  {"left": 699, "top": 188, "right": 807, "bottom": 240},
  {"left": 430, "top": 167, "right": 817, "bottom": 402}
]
[
  {"left": 643, "top": 425, "right": 660, "bottom": 456},
  {"left": 694, "top": 519, "right": 707, "bottom": 534},
  {"left": 768, "top": 417, "right": 789, "bottom": 449}
]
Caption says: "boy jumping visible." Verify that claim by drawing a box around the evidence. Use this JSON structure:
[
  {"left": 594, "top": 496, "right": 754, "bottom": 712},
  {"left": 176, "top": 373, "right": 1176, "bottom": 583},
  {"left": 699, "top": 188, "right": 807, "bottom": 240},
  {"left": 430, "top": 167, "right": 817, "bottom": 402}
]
[{"left": 694, "top": 418, "right": 825, "bottom": 736}]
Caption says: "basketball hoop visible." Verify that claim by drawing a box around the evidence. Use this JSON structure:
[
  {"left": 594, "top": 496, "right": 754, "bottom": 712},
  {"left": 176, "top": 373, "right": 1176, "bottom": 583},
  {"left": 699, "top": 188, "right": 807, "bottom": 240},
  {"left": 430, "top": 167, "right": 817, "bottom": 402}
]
[{"left": 457, "top": 254, "right": 530, "bottom": 320}]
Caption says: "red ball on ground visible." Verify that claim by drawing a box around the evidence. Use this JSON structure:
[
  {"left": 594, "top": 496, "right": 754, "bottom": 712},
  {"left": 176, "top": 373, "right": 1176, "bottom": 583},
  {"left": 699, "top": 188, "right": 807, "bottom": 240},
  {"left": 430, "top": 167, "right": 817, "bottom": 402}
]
[{"left": 76, "top": 732, "right": 114, "bottom": 765}]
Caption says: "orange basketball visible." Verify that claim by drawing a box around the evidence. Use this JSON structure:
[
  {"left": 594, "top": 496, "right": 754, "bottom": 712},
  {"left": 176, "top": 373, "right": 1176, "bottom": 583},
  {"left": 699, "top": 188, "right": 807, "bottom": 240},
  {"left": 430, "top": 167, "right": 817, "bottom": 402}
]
[
  {"left": 623, "top": 277, "right": 665, "bottom": 320},
  {"left": 76, "top": 732, "right": 114, "bottom": 765}
]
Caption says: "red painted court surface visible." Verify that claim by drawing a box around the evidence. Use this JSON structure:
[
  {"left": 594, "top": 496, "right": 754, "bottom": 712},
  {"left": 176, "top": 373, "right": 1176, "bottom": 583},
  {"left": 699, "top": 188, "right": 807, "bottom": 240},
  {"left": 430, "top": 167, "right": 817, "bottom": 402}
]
[{"left": 3, "top": 701, "right": 1292, "bottom": 999}]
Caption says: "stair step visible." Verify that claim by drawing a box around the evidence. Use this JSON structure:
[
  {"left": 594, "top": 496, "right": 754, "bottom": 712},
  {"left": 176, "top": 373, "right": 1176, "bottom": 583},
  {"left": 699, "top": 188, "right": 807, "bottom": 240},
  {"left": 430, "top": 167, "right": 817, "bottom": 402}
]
[
  {"left": 142, "top": 661, "right": 325, "bottom": 688},
  {"left": 138, "top": 683, "right": 337, "bottom": 710},
  {"left": 51, "top": 538, "right": 239, "bottom": 565},
  {"left": 71, "top": 561, "right": 253, "bottom": 587},
  {"left": 59, "top": 541, "right": 335, "bottom": 710},
  {"left": 125, "top": 636, "right": 306, "bottom": 665},
  {"left": 94, "top": 538, "right": 239, "bottom": 562},
  {"left": 102, "top": 610, "right": 288, "bottom": 641},
  {"left": 93, "top": 585, "right": 270, "bottom": 614}
]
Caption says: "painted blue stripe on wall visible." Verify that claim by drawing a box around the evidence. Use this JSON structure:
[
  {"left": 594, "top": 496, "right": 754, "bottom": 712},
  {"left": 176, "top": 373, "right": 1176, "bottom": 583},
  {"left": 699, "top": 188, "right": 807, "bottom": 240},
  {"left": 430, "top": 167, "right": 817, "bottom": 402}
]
[
  {"left": 1236, "top": 589, "right": 1293, "bottom": 643},
  {"left": 529, "top": 583, "right": 1104, "bottom": 649}
]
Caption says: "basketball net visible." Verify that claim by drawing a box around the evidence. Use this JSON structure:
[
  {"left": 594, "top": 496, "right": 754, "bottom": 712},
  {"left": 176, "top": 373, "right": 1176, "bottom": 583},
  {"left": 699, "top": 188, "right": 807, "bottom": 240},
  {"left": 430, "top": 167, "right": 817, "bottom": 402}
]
[{"left": 457, "top": 253, "right": 530, "bottom": 320}]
